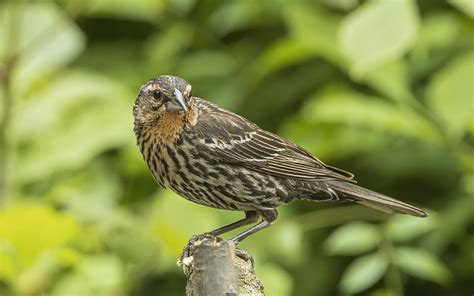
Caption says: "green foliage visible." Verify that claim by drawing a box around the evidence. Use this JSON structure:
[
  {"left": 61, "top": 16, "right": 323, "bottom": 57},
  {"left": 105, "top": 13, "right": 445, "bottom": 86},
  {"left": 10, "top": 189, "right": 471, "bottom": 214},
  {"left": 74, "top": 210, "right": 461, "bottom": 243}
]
[
  {"left": 1, "top": 0, "right": 472, "bottom": 295},
  {"left": 449, "top": 0, "right": 474, "bottom": 18},
  {"left": 394, "top": 247, "right": 452, "bottom": 285},
  {"left": 0, "top": 205, "right": 79, "bottom": 279},
  {"left": 339, "top": 0, "right": 419, "bottom": 77},
  {"left": 325, "top": 222, "right": 380, "bottom": 255},
  {"left": 258, "top": 262, "right": 293, "bottom": 296},
  {"left": 340, "top": 252, "right": 388, "bottom": 294},
  {"left": 324, "top": 214, "right": 451, "bottom": 293},
  {"left": 51, "top": 254, "right": 124, "bottom": 295},
  {"left": 426, "top": 51, "right": 474, "bottom": 137}
]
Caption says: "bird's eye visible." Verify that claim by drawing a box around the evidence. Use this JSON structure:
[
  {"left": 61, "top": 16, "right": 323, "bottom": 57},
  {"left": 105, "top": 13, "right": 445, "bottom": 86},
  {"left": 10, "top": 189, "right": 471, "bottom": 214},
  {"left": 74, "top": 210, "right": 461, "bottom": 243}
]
[{"left": 151, "top": 90, "right": 162, "bottom": 100}]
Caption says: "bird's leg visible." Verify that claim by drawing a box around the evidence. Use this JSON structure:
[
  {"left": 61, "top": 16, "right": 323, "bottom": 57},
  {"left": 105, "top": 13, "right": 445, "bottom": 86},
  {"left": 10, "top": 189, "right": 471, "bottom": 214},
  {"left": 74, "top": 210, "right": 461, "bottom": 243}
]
[
  {"left": 229, "top": 209, "right": 278, "bottom": 245},
  {"left": 208, "top": 211, "right": 259, "bottom": 236},
  {"left": 180, "top": 211, "right": 260, "bottom": 263}
]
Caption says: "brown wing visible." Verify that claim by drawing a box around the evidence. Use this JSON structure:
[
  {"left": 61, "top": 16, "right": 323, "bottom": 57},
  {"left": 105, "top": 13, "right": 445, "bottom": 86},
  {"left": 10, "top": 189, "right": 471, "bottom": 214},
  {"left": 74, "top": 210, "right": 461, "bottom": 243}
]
[{"left": 192, "top": 100, "right": 354, "bottom": 182}]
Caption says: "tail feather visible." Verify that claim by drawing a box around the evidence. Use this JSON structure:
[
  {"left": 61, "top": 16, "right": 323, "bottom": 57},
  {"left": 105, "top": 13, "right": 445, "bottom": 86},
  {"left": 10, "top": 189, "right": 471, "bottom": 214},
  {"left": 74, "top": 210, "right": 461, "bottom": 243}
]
[{"left": 328, "top": 181, "right": 427, "bottom": 217}]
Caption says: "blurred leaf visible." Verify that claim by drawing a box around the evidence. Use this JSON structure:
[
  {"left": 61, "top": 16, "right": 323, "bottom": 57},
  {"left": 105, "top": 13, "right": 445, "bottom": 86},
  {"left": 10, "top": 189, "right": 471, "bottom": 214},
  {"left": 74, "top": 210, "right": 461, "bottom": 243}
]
[
  {"left": 449, "top": 0, "right": 474, "bottom": 18},
  {"left": 340, "top": 252, "right": 388, "bottom": 293},
  {"left": 272, "top": 221, "right": 303, "bottom": 263},
  {"left": 207, "top": 1, "right": 262, "bottom": 36},
  {"left": 339, "top": 0, "right": 419, "bottom": 77},
  {"left": 55, "top": 247, "right": 81, "bottom": 267},
  {"left": 363, "top": 60, "right": 415, "bottom": 104},
  {"left": 0, "top": 2, "right": 18, "bottom": 61},
  {"left": 325, "top": 222, "right": 381, "bottom": 256},
  {"left": 282, "top": 116, "right": 390, "bottom": 160},
  {"left": 394, "top": 247, "right": 452, "bottom": 285},
  {"left": 55, "top": 168, "right": 128, "bottom": 227},
  {"left": 198, "top": 78, "right": 245, "bottom": 111},
  {"left": 284, "top": 2, "right": 346, "bottom": 67},
  {"left": 47, "top": 162, "right": 122, "bottom": 208},
  {"left": 15, "top": 251, "right": 62, "bottom": 295},
  {"left": 303, "top": 88, "right": 442, "bottom": 143},
  {"left": 416, "top": 12, "right": 460, "bottom": 51},
  {"left": 258, "top": 262, "right": 293, "bottom": 296},
  {"left": 387, "top": 214, "right": 437, "bottom": 242},
  {"left": 410, "top": 12, "right": 461, "bottom": 80},
  {"left": 87, "top": 0, "right": 165, "bottom": 21},
  {"left": 168, "top": 0, "right": 196, "bottom": 15},
  {"left": 254, "top": 39, "right": 317, "bottom": 80},
  {"left": 426, "top": 51, "right": 474, "bottom": 138},
  {"left": 461, "top": 173, "right": 474, "bottom": 194},
  {"left": 325, "top": 0, "right": 359, "bottom": 11},
  {"left": 0, "top": 205, "right": 79, "bottom": 275},
  {"left": 13, "top": 71, "right": 133, "bottom": 184},
  {"left": 0, "top": 248, "right": 15, "bottom": 282},
  {"left": 370, "top": 289, "right": 399, "bottom": 296},
  {"left": 428, "top": 193, "right": 474, "bottom": 253},
  {"left": 120, "top": 140, "right": 150, "bottom": 175},
  {"left": 178, "top": 50, "right": 238, "bottom": 79},
  {"left": 14, "top": 71, "right": 129, "bottom": 139},
  {"left": 145, "top": 22, "right": 194, "bottom": 74},
  {"left": 51, "top": 255, "right": 124, "bottom": 295},
  {"left": 0, "top": 2, "right": 85, "bottom": 93}
]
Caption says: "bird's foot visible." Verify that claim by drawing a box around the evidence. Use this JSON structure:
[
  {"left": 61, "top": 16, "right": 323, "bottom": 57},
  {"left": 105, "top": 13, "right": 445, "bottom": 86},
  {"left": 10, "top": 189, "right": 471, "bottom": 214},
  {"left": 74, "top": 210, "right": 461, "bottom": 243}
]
[
  {"left": 234, "top": 248, "right": 255, "bottom": 269},
  {"left": 178, "top": 233, "right": 254, "bottom": 269},
  {"left": 179, "top": 233, "right": 223, "bottom": 264}
]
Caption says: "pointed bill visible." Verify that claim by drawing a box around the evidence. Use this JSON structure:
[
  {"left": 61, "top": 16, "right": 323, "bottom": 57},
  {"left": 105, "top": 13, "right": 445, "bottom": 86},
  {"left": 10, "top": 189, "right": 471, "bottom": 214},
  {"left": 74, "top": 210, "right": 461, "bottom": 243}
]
[{"left": 174, "top": 88, "right": 188, "bottom": 111}]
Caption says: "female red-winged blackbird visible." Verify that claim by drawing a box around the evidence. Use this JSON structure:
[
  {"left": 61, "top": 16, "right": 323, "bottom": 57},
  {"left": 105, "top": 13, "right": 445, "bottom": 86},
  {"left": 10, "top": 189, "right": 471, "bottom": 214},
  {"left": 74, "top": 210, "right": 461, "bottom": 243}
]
[{"left": 133, "top": 75, "right": 427, "bottom": 244}]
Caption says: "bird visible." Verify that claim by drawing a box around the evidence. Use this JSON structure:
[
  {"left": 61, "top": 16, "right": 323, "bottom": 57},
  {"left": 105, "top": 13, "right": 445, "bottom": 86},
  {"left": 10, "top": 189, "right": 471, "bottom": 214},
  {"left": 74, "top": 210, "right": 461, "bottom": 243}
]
[{"left": 133, "top": 75, "right": 427, "bottom": 244}]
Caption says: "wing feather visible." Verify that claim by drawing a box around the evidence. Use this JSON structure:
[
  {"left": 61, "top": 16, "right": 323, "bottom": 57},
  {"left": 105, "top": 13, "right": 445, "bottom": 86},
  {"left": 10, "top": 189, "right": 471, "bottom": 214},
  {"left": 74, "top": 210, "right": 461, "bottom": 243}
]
[{"left": 193, "top": 100, "right": 354, "bottom": 181}]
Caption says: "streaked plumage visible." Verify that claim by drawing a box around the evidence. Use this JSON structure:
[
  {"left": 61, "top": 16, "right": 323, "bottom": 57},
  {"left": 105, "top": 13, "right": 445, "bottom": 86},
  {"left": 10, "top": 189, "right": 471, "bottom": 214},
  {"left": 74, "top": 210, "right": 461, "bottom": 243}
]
[{"left": 133, "top": 75, "right": 427, "bottom": 244}]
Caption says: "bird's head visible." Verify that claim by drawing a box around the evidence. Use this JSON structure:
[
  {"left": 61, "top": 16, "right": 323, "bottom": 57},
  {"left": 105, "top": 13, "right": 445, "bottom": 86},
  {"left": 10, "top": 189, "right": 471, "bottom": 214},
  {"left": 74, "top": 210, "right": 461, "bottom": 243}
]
[{"left": 133, "top": 75, "right": 193, "bottom": 128}]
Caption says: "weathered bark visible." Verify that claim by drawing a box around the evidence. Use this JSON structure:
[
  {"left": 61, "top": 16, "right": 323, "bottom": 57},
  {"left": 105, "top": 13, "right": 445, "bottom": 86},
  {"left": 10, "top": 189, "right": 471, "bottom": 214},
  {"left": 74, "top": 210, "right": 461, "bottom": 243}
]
[{"left": 180, "top": 235, "right": 264, "bottom": 296}]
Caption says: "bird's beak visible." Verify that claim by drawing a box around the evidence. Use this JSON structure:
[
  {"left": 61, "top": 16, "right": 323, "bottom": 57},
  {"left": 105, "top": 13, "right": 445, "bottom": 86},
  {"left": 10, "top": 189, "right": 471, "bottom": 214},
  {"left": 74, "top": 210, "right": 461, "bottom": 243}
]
[{"left": 166, "top": 88, "right": 188, "bottom": 112}]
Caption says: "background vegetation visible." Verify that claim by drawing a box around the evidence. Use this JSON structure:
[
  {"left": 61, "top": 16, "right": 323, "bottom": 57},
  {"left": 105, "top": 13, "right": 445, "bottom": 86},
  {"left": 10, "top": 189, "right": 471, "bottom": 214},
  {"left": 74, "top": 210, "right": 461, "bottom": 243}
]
[{"left": 1, "top": 0, "right": 473, "bottom": 295}]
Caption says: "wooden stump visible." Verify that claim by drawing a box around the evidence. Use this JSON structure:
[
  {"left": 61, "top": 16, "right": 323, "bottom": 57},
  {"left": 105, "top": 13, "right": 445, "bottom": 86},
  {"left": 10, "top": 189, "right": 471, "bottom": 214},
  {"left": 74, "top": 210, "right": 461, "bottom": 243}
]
[{"left": 180, "top": 235, "right": 264, "bottom": 296}]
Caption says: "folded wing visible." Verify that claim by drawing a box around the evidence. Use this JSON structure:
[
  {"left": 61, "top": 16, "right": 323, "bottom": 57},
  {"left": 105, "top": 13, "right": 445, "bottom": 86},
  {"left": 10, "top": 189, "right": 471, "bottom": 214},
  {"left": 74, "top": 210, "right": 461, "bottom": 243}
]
[{"left": 193, "top": 102, "right": 354, "bottom": 182}]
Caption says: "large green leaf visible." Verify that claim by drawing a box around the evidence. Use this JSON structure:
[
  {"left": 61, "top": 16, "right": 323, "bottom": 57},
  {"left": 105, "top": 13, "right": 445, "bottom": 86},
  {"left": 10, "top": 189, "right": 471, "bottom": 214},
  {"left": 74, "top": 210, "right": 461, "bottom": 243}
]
[
  {"left": 302, "top": 88, "right": 442, "bottom": 143},
  {"left": 363, "top": 60, "right": 415, "bottom": 104},
  {"left": 449, "top": 0, "right": 474, "bottom": 18},
  {"left": 84, "top": 0, "right": 165, "bottom": 21},
  {"left": 178, "top": 50, "right": 238, "bottom": 79},
  {"left": 387, "top": 214, "right": 437, "bottom": 242},
  {"left": 281, "top": 116, "right": 390, "bottom": 160},
  {"left": 144, "top": 22, "right": 194, "bottom": 74},
  {"left": 253, "top": 39, "right": 317, "bottom": 80},
  {"left": 13, "top": 71, "right": 133, "bottom": 184},
  {"left": 284, "top": 2, "right": 346, "bottom": 67},
  {"left": 426, "top": 51, "right": 474, "bottom": 138},
  {"left": 51, "top": 255, "right": 124, "bottom": 295},
  {"left": 415, "top": 12, "right": 460, "bottom": 52},
  {"left": 340, "top": 252, "right": 388, "bottom": 294},
  {"left": 339, "top": 0, "right": 419, "bottom": 77},
  {"left": 0, "top": 2, "right": 85, "bottom": 94},
  {"left": 14, "top": 71, "right": 129, "bottom": 140},
  {"left": 207, "top": 1, "right": 262, "bottom": 36},
  {"left": 0, "top": 204, "right": 80, "bottom": 280},
  {"left": 394, "top": 247, "right": 452, "bottom": 285},
  {"left": 410, "top": 12, "right": 462, "bottom": 80},
  {"left": 325, "top": 222, "right": 381, "bottom": 256},
  {"left": 324, "top": 0, "right": 359, "bottom": 11}
]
